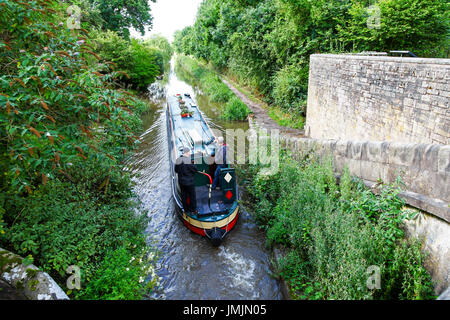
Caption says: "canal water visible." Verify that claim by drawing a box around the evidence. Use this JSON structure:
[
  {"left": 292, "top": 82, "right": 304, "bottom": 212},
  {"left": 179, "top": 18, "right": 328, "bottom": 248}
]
[{"left": 126, "top": 59, "right": 281, "bottom": 300}]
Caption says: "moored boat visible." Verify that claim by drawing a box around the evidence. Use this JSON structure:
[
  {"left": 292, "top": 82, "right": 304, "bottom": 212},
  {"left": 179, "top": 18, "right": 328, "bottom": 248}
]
[{"left": 166, "top": 93, "right": 239, "bottom": 246}]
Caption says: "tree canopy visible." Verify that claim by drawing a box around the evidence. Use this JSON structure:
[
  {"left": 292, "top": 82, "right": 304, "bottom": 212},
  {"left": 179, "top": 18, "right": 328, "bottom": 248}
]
[
  {"left": 79, "top": 0, "right": 157, "bottom": 39},
  {"left": 174, "top": 0, "right": 449, "bottom": 113}
]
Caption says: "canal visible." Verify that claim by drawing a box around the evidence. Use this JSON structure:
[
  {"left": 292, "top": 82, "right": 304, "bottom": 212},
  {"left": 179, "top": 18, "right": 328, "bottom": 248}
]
[{"left": 126, "top": 59, "right": 282, "bottom": 300}]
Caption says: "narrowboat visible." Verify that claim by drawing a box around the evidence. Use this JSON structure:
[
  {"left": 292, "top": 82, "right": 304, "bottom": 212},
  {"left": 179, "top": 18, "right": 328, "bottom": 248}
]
[{"left": 166, "top": 93, "right": 239, "bottom": 246}]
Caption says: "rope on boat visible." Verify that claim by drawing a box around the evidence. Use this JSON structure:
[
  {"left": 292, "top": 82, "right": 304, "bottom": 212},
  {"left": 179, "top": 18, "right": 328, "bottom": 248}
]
[{"left": 197, "top": 171, "right": 213, "bottom": 212}]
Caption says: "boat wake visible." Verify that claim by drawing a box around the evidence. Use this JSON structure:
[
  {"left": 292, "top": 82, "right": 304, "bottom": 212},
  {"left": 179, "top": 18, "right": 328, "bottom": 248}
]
[{"left": 218, "top": 246, "right": 259, "bottom": 298}]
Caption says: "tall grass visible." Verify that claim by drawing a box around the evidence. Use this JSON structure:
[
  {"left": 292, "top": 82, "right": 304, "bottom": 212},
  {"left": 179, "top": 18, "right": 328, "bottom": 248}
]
[{"left": 221, "top": 97, "right": 251, "bottom": 121}]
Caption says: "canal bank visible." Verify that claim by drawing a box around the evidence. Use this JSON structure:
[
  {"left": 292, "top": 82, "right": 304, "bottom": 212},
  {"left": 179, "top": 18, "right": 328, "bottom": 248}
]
[{"left": 222, "top": 75, "right": 448, "bottom": 300}]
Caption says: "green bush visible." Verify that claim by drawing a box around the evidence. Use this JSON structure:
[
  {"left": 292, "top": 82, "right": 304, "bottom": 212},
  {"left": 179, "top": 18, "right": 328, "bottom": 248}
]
[
  {"left": 221, "top": 97, "right": 251, "bottom": 121},
  {"left": 271, "top": 63, "right": 308, "bottom": 114},
  {"left": 200, "top": 74, "right": 233, "bottom": 103},
  {"left": 76, "top": 245, "right": 159, "bottom": 300},
  {"left": 0, "top": 0, "right": 159, "bottom": 299},
  {"left": 244, "top": 153, "right": 436, "bottom": 300},
  {"left": 92, "top": 31, "right": 160, "bottom": 90}
]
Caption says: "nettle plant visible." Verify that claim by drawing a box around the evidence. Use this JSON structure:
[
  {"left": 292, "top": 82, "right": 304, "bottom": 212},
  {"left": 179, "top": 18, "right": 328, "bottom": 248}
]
[{"left": 0, "top": 0, "right": 143, "bottom": 194}]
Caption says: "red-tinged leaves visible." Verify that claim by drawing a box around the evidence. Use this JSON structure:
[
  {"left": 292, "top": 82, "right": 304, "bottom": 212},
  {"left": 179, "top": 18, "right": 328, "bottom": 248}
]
[
  {"left": 16, "top": 168, "right": 20, "bottom": 176},
  {"left": 56, "top": 51, "right": 71, "bottom": 58},
  {"left": 43, "top": 31, "right": 55, "bottom": 38},
  {"left": 45, "top": 115, "right": 56, "bottom": 123},
  {"left": 85, "top": 50, "right": 100, "bottom": 60},
  {"left": 105, "top": 61, "right": 117, "bottom": 68},
  {"left": 116, "top": 71, "right": 130, "bottom": 79},
  {"left": 75, "top": 146, "right": 84, "bottom": 154},
  {"left": 1, "top": 1, "right": 151, "bottom": 198},
  {"left": 88, "top": 144, "right": 98, "bottom": 152},
  {"left": 28, "top": 126, "right": 41, "bottom": 138},
  {"left": 75, "top": 93, "right": 87, "bottom": 99},
  {"left": 30, "top": 76, "right": 42, "bottom": 86},
  {"left": 77, "top": 153, "right": 87, "bottom": 160},
  {"left": 10, "top": 78, "right": 26, "bottom": 88},
  {"left": 44, "top": 62, "right": 57, "bottom": 76},
  {"left": 41, "top": 100, "right": 49, "bottom": 110}
]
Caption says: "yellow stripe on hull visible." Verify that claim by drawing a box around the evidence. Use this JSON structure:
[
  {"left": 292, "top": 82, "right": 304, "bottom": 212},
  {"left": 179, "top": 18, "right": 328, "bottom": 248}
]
[{"left": 182, "top": 206, "right": 239, "bottom": 229}]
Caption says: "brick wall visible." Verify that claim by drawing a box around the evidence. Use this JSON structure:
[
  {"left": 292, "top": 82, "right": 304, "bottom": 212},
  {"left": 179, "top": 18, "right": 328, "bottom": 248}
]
[{"left": 305, "top": 54, "right": 449, "bottom": 145}]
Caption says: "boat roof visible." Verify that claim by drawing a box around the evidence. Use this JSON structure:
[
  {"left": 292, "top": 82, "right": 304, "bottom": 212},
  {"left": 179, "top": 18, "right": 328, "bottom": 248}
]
[{"left": 167, "top": 94, "right": 216, "bottom": 159}]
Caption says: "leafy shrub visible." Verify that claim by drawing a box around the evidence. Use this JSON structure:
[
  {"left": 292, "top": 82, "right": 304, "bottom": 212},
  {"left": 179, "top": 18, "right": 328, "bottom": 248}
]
[
  {"left": 200, "top": 74, "right": 233, "bottom": 103},
  {"left": 271, "top": 62, "right": 308, "bottom": 114},
  {"left": 76, "top": 245, "right": 159, "bottom": 300},
  {"left": 0, "top": 2, "right": 144, "bottom": 194},
  {"left": 92, "top": 31, "right": 160, "bottom": 90},
  {"left": 0, "top": 0, "right": 159, "bottom": 299},
  {"left": 245, "top": 152, "right": 436, "bottom": 300},
  {"left": 221, "top": 97, "right": 251, "bottom": 121}
]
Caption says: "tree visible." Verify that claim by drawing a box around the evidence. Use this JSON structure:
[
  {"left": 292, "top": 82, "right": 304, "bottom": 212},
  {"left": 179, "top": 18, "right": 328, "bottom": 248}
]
[
  {"left": 92, "top": 31, "right": 160, "bottom": 90},
  {"left": 87, "top": 0, "right": 156, "bottom": 39}
]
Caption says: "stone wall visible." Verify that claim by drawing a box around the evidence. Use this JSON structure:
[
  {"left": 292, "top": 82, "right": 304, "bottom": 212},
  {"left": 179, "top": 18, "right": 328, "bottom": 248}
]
[
  {"left": 305, "top": 54, "right": 450, "bottom": 145},
  {"left": 277, "top": 134, "right": 450, "bottom": 220}
]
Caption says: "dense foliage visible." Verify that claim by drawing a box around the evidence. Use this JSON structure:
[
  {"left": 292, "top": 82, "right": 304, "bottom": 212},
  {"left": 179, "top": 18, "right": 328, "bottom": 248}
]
[
  {"left": 240, "top": 153, "right": 436, "bottom": 300},
  {"left": 174, "top": 0, "right": 449, "bottom": 116},
  {"left": 175, "top": 55, "right": 250, "bottom": 121},
  {"left": 76, "top": 0, "right": 156, "bottom": 39},
  {"left": 0, "top": 0, "right": 165, "bottom": 299},
  {"left": 92, "top": 30, "right": 161, "bottom": 90}
]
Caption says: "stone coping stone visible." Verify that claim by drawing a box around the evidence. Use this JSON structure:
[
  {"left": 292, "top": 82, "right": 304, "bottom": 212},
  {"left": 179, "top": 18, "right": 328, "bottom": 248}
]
[
  {"left": 0, "top": 248, "right": 69, "bottom": 300},
  {"left": 437, "top": 286, "right": 450, "bottom": 300},
  {"left": 311, "top": 54, "right": 450, "bottom": 65}
]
